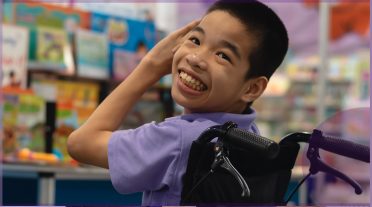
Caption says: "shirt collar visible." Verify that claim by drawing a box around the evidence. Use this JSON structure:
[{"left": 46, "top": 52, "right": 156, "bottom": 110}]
[{"left": 177, "top": 108, "right": 256, "bottom": 130}]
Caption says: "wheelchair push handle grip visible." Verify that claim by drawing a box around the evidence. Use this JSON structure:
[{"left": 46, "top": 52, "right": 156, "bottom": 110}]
[
  {"left": 312, "top": 130, "right": 370, "bottom": 163},
  {"left": 225, "top": 128, "right": 279, "bottom": 159}
]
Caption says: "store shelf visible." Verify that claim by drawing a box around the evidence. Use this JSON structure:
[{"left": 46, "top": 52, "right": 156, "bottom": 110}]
[
  {"left": 28, "top": 65, "right": 111, "bottom": 83},
  {"left": 3, "top": 162, "right": 142, "bottom": 205},
  {"left": 3, "top": 162, "right": 110, "bottom": 179}
]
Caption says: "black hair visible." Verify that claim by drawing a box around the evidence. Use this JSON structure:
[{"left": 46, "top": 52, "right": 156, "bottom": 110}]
[{"left": 207, "top": 0, "right": 289, "bottom": 80}]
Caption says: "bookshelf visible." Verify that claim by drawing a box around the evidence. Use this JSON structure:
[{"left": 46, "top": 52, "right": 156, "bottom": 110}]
[
  {"left": 2, "top": 1, "right": 165, "bottom": 167},
  {"left": 285, "top": 77, "right": 351, "bottom": 134}
]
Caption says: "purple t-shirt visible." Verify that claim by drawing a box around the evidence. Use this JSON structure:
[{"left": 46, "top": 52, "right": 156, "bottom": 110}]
[{"left": 108, "top": 111, "right": 258, "bottom": 205}]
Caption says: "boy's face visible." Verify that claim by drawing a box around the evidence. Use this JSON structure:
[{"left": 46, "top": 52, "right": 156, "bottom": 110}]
[{"left": 171, "top": 11, "right": 256, "bottom": 114}]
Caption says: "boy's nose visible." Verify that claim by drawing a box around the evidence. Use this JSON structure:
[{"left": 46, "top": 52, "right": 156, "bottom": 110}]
[{"left": 186, "top": 53, "right": 207, "bottom": 70}]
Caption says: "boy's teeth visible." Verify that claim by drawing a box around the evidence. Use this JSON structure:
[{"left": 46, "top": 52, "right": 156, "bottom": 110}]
[{"left": 179, "top": 71, "right": 206, "bottom": 92}]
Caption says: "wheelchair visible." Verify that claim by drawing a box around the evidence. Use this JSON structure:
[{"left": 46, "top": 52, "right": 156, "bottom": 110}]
[{"left": 180, "top": 121, "right": 370, "bottom": 205}]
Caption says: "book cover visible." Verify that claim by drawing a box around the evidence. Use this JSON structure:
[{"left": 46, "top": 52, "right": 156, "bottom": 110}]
[
  {"left": 76, "top": 29, "right": 109, "bottom": 79},
  {"left": 90, "top": 12, "right": 156, "bottom": 79},
  {"left": 53, "top": 101, "right": 78, "bottom": 164},
  {"left": 56, "top": 80, "right": 99, "bottom": 126},
  {"left": 54, "top": 80, "right": 99, "bottom": 164},
  {"left": 2, "top": 88, "right": 46, "bottom": 161},
  {"left": 35, "top": 26, "right": 74, "bottom": 74},
  {"left": 113, "top": 49, "right": 138, "bottom": 80},
  {"left": 29, "top": 73, "right": 58, "bottom": 102},
  {"left": 2, "top": 24, "right": 29, "bottom": 88}
]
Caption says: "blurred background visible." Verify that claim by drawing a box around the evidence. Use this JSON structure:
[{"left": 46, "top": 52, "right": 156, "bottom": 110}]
[{"left": 1, "top": 0, "right": 370, "bottom": 205}]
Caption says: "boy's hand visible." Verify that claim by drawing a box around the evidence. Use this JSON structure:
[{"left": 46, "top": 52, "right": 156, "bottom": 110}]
[{"left": 143, "top": 20, "right": 200, "bottom": 78}]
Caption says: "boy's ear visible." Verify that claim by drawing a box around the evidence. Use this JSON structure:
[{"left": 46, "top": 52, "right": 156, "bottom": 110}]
[{"left": 240, "top": 76, "right": 268, "bottom": 103}]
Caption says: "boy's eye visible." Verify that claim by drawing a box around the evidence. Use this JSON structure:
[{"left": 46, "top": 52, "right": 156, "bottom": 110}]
[
  {"left": 189, "top": 37, "right": 200, "bottom": 45},
  {"left": 217, "top": 52, "right": 231, "bottom": 62}
]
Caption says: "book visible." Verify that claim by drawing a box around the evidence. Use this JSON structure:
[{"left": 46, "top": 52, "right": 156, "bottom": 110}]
[
  {"left": 56, "top": 80, "right": 100, "bottom": 126},
  {"left": 113, "top": 49, "right": 138, "bottom": 80},
  {"left": 2, "top": 88, "right": 46, "bottom": 161},
  {"left": 35, "top": 26, "right": 74, "bottom": 74},
  {"left": 90, "top": 12, "right": 156, "bottom": 79},
  {"left": 30, "top": 76, "right": 99, "bottom": 164},
  {"left": 53, "top": 101, "right": 78, "bottom": 164},
  {"left": 2, "top": 24, "right": 29, "bottom": 88},
  {"left": 54, "top": 80, "right": 99, "bottom": 164},
  {"left": 76, "top": 29, "right": 109, "bottom": 79},
  {"left": 14, "top": 1, "right": 90, "bottom": 62},
  {"left": 30, "top": 76, "right": 100, "bottom": 127}
]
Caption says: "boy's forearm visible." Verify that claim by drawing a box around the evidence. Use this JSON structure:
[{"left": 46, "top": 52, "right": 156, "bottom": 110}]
[
  {"left": 67, "top": 59, "right": 161, "bottom": 168},
  {"left": 82, "top": 59, "right": 160, "bottom": 132}
]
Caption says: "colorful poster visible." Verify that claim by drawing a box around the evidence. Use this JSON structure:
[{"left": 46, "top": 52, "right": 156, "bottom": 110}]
[
  {"left": 90, "top": 12, "right": 156, "bottom": 79},
  {"left": 2, "top": 24, "right": 29, "bottom": 88},
  {"left": 76, "top": 29, "right": 109, "bottom": 79}
]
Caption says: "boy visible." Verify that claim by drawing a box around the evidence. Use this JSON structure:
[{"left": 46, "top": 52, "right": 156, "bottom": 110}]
[{"left": 68, "top": 0, "right": 288, "bottom": 205}]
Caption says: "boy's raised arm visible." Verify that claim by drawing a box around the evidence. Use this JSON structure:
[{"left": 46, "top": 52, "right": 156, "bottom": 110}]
[{"left": 67, "top": 20, "right": 199, "bottom": 169}]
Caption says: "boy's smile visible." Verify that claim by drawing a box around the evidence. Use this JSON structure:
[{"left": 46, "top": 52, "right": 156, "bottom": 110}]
[
  {"left": 171, "top": 10, "right": 256, "bottom": 114},
  {"left": 178, "top": 69, "right": 207, "bottom": 93}
]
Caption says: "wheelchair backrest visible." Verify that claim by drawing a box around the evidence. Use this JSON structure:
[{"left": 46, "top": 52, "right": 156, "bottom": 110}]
[{"left": 181, "top": 139, "right": 300, "bottom": 205}]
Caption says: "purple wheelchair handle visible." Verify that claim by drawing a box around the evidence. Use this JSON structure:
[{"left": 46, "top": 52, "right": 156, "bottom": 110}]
[
  {"left": 310, "top": 129, "right": 369, "bottom": 163},
  {"left": 307, "top": 129, "right": 370, "bottom": 195}
]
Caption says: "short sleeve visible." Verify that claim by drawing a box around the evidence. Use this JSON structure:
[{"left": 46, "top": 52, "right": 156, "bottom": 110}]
[{"left": 108, "top": 121, "right": 181, "bottom": 194}]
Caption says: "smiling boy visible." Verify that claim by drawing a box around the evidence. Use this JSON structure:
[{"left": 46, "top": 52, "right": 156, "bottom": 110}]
[
  {"left": 68, "top": 0, "right": 288, "bottom": 205},
  {"left": 173, "top": 10, "right": 263, "bottom": 114}
]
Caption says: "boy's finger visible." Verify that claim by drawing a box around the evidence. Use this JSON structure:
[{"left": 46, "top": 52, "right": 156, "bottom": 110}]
[{"left": 173, "top": 19, "right": 200, "bottom": 36}]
